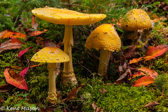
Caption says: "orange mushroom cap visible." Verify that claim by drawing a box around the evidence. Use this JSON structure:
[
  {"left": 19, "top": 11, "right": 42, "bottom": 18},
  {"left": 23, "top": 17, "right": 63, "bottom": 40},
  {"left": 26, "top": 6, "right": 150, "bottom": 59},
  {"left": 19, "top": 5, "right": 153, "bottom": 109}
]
[
  {"left": 121, "top": 9, "right": 152, "bottom": 31},
  {"left": 32, "top": 7, "right": 106, "bottom": 25}
]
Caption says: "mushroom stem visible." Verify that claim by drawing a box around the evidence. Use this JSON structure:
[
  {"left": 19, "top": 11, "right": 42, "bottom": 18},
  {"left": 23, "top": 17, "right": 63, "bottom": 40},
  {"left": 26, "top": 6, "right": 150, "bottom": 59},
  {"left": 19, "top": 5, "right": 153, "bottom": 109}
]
[
  {"left": 98, "top": 49, "right": 111, "bottom": 79},
  {"left": 47, "top": 63, "right": 57, "bottom": 104},
  {"left": 62, "top": 25, "right": 77, "bottom": 85}
]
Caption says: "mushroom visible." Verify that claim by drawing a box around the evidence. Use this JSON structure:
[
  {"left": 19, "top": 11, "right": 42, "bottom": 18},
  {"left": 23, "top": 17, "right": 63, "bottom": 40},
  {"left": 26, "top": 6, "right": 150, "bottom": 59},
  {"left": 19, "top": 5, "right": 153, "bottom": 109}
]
[
  {"left": 120, "top": 9, "right": 153, "bottom": 47},
  {"left": 32, "top": 7, "right": 106, "bottom": 85},
  {"left": 31, "top": 47, "right": 70, "bottom": 104},
  {"left": 85, "top": 24, "right": 121, "bottom": 79}
]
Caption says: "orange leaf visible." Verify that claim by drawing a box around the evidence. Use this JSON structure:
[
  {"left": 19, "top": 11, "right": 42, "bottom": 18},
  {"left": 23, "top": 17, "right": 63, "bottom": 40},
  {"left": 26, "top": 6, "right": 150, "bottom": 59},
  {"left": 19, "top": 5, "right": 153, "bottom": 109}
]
[
  {"left": 0, "top": 30, "right": 26, "bottom": 39},
  {"left": 27, "top": 29, "right": 47, "bottom": 36},
  {"left": 129, "top": 57, "right": 143, "bottom": 64},
  {"left": 144, "top": 45, "right": 168, "bottom": 61},
  {"left": 138, "top": 67, "right": 158, "bottom": 79},
  {"left": 130, "top": 71, "right": 146, "bottom": 80},
  {"left": 4, "top": 68, "right": 28, "bottom": 90},
  {"left": 133, "top": 75, "right": 154, "bottom": 87}
]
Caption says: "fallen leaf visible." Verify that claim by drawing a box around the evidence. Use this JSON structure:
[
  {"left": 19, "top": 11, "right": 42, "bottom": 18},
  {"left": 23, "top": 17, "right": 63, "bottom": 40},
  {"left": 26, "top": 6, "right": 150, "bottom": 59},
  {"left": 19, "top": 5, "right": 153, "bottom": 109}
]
[
  {"left": 115, "top": 69, "right": 132, "bottom": 84},
  {"left": 0, "top": 30, "right": 26, "bottom": 39},
  {"left": 138, "top": 67, "right": 158, "bottom": 79},
  {"left": 19, "top": 47, "right": 32, "bottom": 58},
  {"left": 36, "top": 37, "right": 44, "bottom": 46},
  {"left": 129, "top": 57, "right": 143, "bottom": 64},
  {"left": 27, "top": 29, "right": 47, "bottom": 36},
  {"left": 144, "top": 45, "right": 168, "bottom": 61},
  {"left": 11, "top": 66, "right": 23, "bottom": 71},
  {"left": 4, "top": 68, "right": 28, "bottom": 90},
  {"left": 66, "top": 84, "right": 84, "bottom": 101},
  {"left": 123, "top": 45, "right": 136, "bottom": 59},
  {"left": 145, "top": 101, "right": 160, "bottom": 108},
  {"left": 32, "top": 16, "right": 38, "bottom": 30},
  {"left": 0, "top": 84, "right": 13, "bottom": 92},
  {"left": 19, "top": 67, "right": 29, "bottom": 77},
  {"left": 0, "top": 39, "right": 23, "bottom": 53},
  {"left": 133, "top": 75, "right": 154, "bottom": 87},
  {"left": 10, "top": 38, "right": 24, "bottom": 44},
  {"left": 131, "top": 71, "right": 146, "bottom": 79},
  {"left": 92, "top": 101, "right": 97, "bottom": 111}
]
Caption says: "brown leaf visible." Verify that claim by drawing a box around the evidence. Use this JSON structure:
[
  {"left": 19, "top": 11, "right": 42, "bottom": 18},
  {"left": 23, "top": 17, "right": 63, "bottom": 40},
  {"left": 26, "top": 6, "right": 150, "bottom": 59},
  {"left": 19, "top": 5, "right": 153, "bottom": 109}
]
[
  {"left": 0, "top": 39, "right": 23, "bottom": 53},
  {"left": 0, "top": 84, "right": 13, "bottom": 92},
  {"left": 32, "top": 16, "right": 38, "bottom": 30},
  {"left": 144, "top": 101, "right": 160, "bottom": 108},
  {"left": 123, "top": 45, "right": 136, "bottom": 59},
  {"left": 115, "top": 69, "right": 132, "bottom": 84},
  {"left": 92, "top": 101, "right": 97, "bottom": 111},
  {"left": 66, "top": 84, "right": 84, "bottom": 101}
]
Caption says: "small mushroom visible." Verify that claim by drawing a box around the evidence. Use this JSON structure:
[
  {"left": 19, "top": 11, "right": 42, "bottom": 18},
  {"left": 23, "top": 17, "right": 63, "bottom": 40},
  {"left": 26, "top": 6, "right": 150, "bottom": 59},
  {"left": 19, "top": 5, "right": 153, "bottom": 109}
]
[
  {"left": 85, "top": 24, "right": 121, "bottom": 79},
  {"left": 120, "top": 9, "right": 153, "bottom": 47},
  {"left": 32, "top": 7, "right": 106, "bottom": 85},
  {"left": 31, "top": 47, "right": 70, "bottom": 104}
]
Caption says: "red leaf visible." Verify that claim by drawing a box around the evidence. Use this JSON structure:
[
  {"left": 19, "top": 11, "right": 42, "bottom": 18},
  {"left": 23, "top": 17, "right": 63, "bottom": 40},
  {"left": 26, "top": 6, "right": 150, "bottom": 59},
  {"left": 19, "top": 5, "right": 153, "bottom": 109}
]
[
  {"left": 144, "top": 45, "right": 168, "bottom": 60},
  {"left": 19, "top": 47, "right": 32, "bottom": 58},
  {"left": 27, "top": 29, "right": 47, "bottom": 36},
  {"left": 138, "top": 67, "right": 158, "bottom": 79},
  {"left": 4, "top": 68, "right": 28, "bottom": 90},
  {"left": 10, "top": 38, "right": 24, "bottom": 44},
  {"left": 0, "top": 39, "right": 23, "bottom": 53},
  {"left": 145, "top": 101, "right": 160, "bottom": 108},
  {"left": 133, "top": 75, "right": 154, "bottom": 87},
  {"left": 19, "top": 67, "right": 29, "bottom": 77}
]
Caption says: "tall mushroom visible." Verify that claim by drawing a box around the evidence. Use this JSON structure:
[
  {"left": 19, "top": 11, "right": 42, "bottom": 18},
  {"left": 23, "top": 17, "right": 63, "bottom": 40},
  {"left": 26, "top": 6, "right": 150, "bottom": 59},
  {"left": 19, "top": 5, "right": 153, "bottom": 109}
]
[
  {"left": 31, "top": 47, "right": 70, "bottom": 104},
  {"left": 32, "top": 7, "right": 106, "bottom": 85},
  {"left": 85, "top": 24, "right": 121, "bottom": 79},
  {"left": 120, "top": 9, "right": 153, "bottom": 47}
]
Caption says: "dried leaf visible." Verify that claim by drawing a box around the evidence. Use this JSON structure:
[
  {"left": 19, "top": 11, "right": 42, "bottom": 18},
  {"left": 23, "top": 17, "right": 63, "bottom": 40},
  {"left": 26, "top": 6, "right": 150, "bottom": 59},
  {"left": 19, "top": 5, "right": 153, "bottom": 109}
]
[
  {"left": 0, "top": 39, "right": 23, "bottom": 53},
  {"left": 0, "top": 30, "right": 26, "bottom": 39},
  {"left": 144, "top": 45, "right": 168, "bottom": 61},
  {"left": 123, "top": 45, "right": 136, "bottom": 59},
  {"left": 4, "top": 68, "right": 28, "bottom": 90},
  {"left": 0, "top": 84, "right": 13, "bottom": 92},
  {"left": 19, "top": 47, "right": 32, "bottom": 58},
  {"left": 36, "top": 37, "right": 44, "bottom": 46},
  {"left": 32, "top": 16, "right": 38, "bottom": 30},
  {"left": 66, "top": 84, "right": 84, "bottom": 101},
  {"left": 92, "top": 101, "right": 97, "bottom": 111},
  {"left": 27, "top": 29, "right": 47, "bottom": 36},
  {"left": 116, "top": 69, "right": 132, "bottom": 82},
  {"left": 144, "top": 101, "right": 160, "bottom": 108},
  {"left": 138, "top": 67, "right": 158, "bottom": 79},
  {"left": 133, "top": 75, "right": 154, "bottom": 87}
]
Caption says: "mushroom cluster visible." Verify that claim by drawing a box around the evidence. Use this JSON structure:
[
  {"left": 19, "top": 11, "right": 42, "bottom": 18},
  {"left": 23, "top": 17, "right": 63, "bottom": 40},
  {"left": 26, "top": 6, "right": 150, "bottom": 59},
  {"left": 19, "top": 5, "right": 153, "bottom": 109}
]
[
  {"left": 32, "top": 7, "right": 106, "bottom": 85},
  {"left": 85, "top": 24, "right": 121, "bottom": 79},
  {"left": 31, "top": 47, "right": 70, "bottom": 104}
]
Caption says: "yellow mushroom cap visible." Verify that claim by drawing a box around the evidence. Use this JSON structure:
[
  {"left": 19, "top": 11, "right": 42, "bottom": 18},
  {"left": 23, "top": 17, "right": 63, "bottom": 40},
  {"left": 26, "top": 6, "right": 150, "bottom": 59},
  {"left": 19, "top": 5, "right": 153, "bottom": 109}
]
[
  {"left": 85, "top": 24, "right": 121, "bottom": 52},
  {"left": 31, "top": 47, "right": 70, "bottom": 63},
  {"left": 121, "top": 9, "right": 152, "bottom": 31},
  {"left": 32, "top": 7, "right": 106, "bottom": 25}
]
